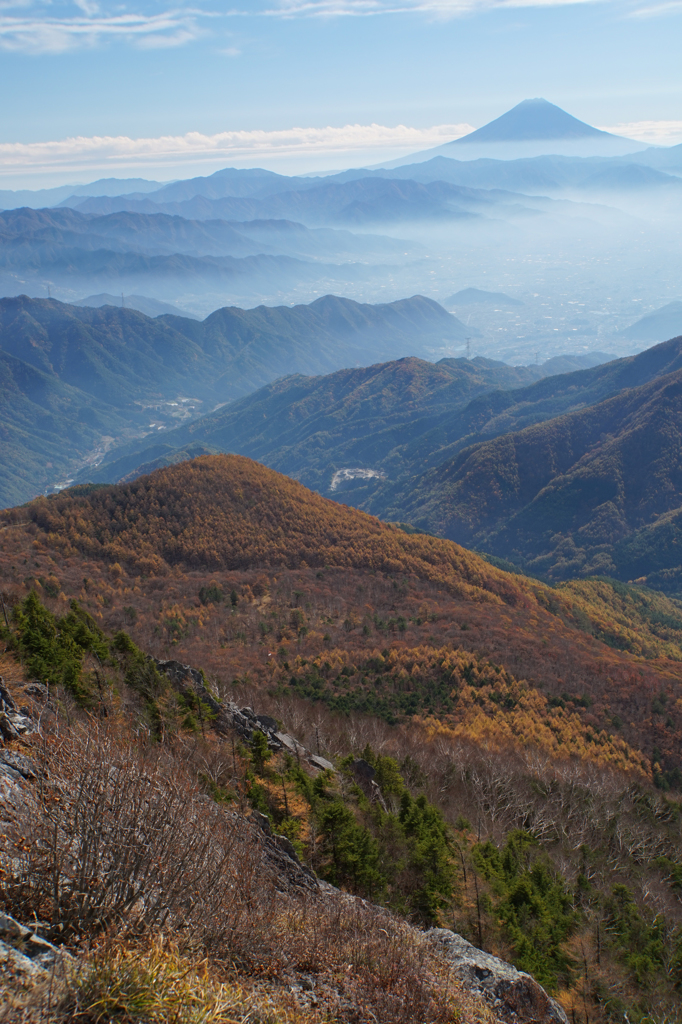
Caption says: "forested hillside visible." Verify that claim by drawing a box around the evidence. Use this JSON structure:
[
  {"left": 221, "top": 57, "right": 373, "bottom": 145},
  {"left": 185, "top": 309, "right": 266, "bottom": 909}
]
[
  {"left": 370, "top": 360, "right": 682, "bottom": 589},
  {"left": 2, "top": 453, "right": 682, "bottom": 1023},
  {"left": 87, "top": 336, "right": 682, "bottom": 513},
  {"left": 81, "top": 355, "right": 554, "bottom": 487},
  {"left": 81, "top": 335, "right": 682, "bottom": 603},
  {"left": 0, "top": 293, "right": 466, "bottom": 506},
  {"left": 4, "top": 454, "right": 682, "bottom": 783}
]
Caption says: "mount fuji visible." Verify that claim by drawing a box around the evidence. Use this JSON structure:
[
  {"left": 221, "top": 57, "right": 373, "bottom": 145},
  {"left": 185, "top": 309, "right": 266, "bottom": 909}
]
[{"left": 383, "top": 98, "right": 647, "bottom": 166}]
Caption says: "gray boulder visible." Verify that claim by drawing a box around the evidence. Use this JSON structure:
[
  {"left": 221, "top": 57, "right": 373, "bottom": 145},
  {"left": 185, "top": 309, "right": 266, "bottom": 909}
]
[
  {"left": 0, "top": 750, "right": 38, "bottom": 786},
  {"left": 428, "top": 929, "right": 569, "bottom": 1024},
  {"left": 309, "top": 754, "right": 335, "bottom": 772},
  {"left": 0, "top": 680, "right": 34, "bottom": 740},
  {"left": 275, "top": 732, "right": 306, "bottom": 756}
]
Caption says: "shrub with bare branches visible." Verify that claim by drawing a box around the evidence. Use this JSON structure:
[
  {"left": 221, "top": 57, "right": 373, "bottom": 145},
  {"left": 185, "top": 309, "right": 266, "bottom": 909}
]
[{"left": 1, "top": 723, "right": 270, "bottom": 953}]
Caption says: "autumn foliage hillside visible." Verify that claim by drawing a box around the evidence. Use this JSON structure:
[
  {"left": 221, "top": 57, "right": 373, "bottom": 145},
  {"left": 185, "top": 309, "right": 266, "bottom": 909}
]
[
  {"left": 3, "top": 452, "right": 682, "bottom": 790},
  {"left": 20, "top": 454, "right": 523, "bottom": 605},
  {"left": 4, "top": 453, "right": 682, "bottom": 1021}
]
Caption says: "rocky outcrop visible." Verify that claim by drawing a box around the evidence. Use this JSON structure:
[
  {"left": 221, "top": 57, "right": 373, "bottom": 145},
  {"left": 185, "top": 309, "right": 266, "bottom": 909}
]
[
  {"left": 153, "top": 658, "right": 222, "bottom": 717},
  {"left": 0, "top": 680, "right": 35, "bottom": 742},
  {"left": 428, "top": 929, "right": 569, "bottom": 1024},
  {"left": 153, "top": 659, "right": 334, "bottom": 775},
  {"left": 0, "top": 749, "right": 37, "bottom": 785},
  {"left": 0, "top": 659, "right": 568, "bottom": 1024},
  {"left": 0, "top": 913, "right": 71, "bottom": 1022}
]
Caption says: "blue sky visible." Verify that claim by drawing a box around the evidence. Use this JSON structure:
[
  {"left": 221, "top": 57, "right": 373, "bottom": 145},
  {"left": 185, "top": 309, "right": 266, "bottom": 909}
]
[{"left": 2, "top": 0, "right": 682, "bottom": 186}]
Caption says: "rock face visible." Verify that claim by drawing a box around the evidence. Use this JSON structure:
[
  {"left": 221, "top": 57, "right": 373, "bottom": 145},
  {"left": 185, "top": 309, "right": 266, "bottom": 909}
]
[
  {"left": 0, "top": 913, "right": 71, "bottom": 1022},
  {"left": 153, "top": 658, "right": 222, "bottom": 717},
  {"left": 428, "top": 929, "right": 569, "bottom": 1024},
  {"left": 0, "top": 680, "right": 35, "bottom": 742},
  {"left": 0, "top": 749, "right": 37, "bottom": 784},
  {"left": 153, "top": 659, "right": 335, "bottom": 776}
]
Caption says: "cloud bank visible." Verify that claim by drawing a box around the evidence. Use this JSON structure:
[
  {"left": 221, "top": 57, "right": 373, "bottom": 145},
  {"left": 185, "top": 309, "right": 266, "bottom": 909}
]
[
  {"left": 599, "top": 120, "right": 682, "bottom": 145},
  {"left": 0, "top": 122, "right": 475, "bottom": 179}
]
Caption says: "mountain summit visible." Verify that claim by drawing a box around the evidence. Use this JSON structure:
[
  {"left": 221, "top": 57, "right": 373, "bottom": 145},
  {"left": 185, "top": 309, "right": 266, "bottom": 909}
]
[
  {"left": 453, "top": 97, "right": 611, "bottom": 143},
  {"left": 385, "top": 98, "right": 645, "bottom": 166}
]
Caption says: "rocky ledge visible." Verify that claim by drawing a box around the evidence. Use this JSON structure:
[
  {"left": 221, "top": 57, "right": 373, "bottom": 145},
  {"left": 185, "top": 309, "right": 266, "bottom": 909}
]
[{"left": 428, "top": 929, "right": 569, "bottom": 1024}]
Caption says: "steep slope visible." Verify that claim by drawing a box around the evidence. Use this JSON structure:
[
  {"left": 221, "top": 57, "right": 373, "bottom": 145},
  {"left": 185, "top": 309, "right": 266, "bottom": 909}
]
[
  {"left": 370, "top": 359, "right": 682, "bottom": 587},
  {"left": 391, "top": 333, "right": 682, "bottom": 471},
  {"left": 0, "top": 293, "right": 469, "bottom": 507},
  {"left": 4, "top": 454, "right": 682, "bottom": 1024}
]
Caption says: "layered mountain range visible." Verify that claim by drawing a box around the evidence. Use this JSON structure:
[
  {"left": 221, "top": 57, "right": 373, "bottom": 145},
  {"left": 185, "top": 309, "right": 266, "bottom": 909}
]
[
  {"left": 0, "top": 292, "right": 472, "bottom": 507},
  {"left": 0, "top": 100, "right": 680, "bottom": 375},
  {"left": 81, "top": 331, "right": 682, "bottom": 598},
  {"left": 3, "top": 97, "right": 682, "bottom": 1024}
]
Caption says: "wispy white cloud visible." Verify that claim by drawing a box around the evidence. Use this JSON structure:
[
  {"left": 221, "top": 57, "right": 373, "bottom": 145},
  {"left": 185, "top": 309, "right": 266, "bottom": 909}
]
[
  {"left": 0, "top": 6, "right": 207, "bottom": 53},
  {"left": 73, "top": 0, "right": 101, "bottom": 17},
  {"left": 0, "top": 122, "right": 474, "bottom": 177},
  {"left": 598, "top": 120, "right": 682, "bottom": 145},
  {"left": 629, "top": 0, "right": 682, "bottom": 14},
  {"left": 0, "top": 0, "right": 618, "bottom": 54},
  {"left": 263, "top": 0, "right": 600, "bottom": 18}
]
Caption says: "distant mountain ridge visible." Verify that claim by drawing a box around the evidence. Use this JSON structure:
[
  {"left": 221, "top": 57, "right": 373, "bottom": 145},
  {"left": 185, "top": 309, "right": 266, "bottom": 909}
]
[
  {"left": 618, "top": 301, "right": 682, "bottom": 342},
  {"left": 445, "top": 288, "right": 524, "bottom": 307},
  {"left": 76, "top": 293, "right": 200, "bottom": 319},
  {"left": 0, "top": 292, "right": 471, "bottom": 507},
  {"left": 62, "top": 177, "right": 548, "bottom": 226},
  {"left": 0, "top": 176, "right": 167, "bottom": 211}
]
